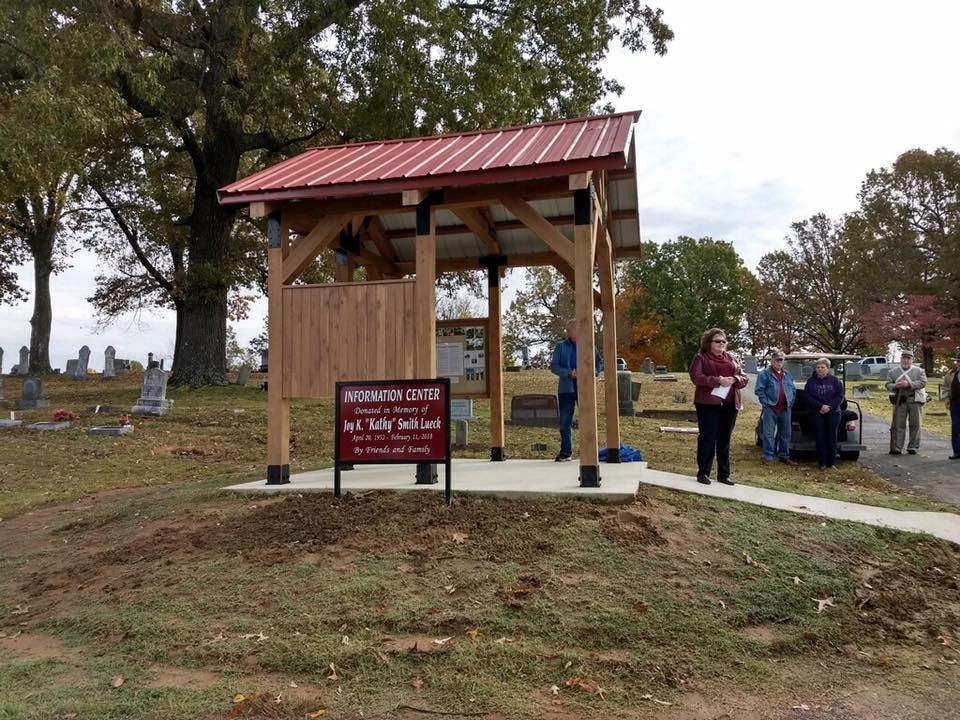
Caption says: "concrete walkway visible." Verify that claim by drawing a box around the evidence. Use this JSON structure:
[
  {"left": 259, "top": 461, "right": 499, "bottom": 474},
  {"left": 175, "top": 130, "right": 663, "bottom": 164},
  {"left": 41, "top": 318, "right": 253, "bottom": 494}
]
[{"left": 641, "top": 468, "right": 960, "bottom": 546}]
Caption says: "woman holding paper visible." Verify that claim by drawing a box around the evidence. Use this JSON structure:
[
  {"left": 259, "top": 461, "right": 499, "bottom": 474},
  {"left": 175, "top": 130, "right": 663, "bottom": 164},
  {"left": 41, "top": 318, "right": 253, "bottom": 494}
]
[
  {"left": 804, "top": 357, "right": 844, "bottom": 469},
  {"left": 688, "top": 328, "right": 749, "bottom": 486}
]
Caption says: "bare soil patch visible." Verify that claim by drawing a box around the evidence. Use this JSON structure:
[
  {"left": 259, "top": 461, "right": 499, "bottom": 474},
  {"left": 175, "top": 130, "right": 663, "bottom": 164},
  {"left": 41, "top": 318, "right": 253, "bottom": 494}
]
[{"left": 147, "top": 665, "right": 220, "bottom": 689}]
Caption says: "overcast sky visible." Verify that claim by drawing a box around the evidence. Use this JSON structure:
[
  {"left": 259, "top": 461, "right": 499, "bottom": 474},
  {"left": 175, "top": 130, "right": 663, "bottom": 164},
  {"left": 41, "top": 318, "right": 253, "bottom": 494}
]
[{"left": 2, "top": 0, "right": 959, "bottom": 371}]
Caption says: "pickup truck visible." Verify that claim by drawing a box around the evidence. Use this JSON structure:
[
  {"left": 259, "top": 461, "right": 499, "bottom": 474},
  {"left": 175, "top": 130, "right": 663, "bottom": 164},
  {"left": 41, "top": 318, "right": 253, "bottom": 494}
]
[{"left": 860, "top": 356, "right": 895, "bottom": 376}]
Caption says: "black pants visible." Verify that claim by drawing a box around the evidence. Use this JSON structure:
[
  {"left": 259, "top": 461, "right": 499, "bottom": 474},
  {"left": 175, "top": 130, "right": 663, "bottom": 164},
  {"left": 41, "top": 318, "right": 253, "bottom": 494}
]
[
  {"left": 695, "top": 403, "right": 738, "bottom": 479},
  {"left": 810, "top": 411, "right": 841, "bottom": 467}
]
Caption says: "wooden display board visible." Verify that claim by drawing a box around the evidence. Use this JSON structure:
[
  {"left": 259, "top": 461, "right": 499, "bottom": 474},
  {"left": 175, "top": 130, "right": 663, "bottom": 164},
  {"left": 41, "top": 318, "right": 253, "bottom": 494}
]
[{"left": 436, "top": 318, "right": 490, "bottom": 398}]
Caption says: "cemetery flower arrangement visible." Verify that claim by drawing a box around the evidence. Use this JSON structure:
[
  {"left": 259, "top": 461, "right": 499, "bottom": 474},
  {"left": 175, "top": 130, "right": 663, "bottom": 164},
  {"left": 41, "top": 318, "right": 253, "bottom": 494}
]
[
  {"left": 52, "top": 409, "right": 76, "bottom": 422},
  {"left": 118, "top": 414, "right": 131, "bottom": 426}
]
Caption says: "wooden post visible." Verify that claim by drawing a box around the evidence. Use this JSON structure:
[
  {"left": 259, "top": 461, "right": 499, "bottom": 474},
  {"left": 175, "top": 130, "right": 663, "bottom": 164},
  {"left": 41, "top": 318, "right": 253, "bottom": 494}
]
[
  {"left": 597, "top": 228, "right": 621, "bottom": 462},
  {"left": 266, "top": 210, "right": 290, "bottom": 485},
  {"left": 486, "top": 261, "right": 506, "bottom": 461},
  {"left": 574, "top": 188, "right": 600, "bottom": 487},
  {"left": 415, "top": 198, "right": 437, "bottom": 377}
]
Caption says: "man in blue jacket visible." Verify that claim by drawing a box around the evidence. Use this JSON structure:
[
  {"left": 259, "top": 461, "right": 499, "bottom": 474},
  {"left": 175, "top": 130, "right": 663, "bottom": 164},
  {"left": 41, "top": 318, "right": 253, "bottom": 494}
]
[
  {"left": 754, "top": 349, "right": 797, "bottom": 465},
  {"left": 550, "top": 322, "right": 602, "bottom": 462}
]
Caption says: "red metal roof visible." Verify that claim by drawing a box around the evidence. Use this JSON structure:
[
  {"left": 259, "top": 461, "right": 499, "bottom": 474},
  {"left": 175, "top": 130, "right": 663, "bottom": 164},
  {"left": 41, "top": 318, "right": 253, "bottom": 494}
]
[{"left": 219, "top": 111, "right": 639, "bottom": 205}]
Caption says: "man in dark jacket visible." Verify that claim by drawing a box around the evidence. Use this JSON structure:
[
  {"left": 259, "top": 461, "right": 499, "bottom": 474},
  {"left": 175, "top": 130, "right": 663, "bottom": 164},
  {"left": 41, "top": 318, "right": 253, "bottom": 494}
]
[
  {"left": 550, "top": 322, "right": 602, "bottom": 462},
  {"left": 754, "top": 349, "right": 797, "bottom": 465}
]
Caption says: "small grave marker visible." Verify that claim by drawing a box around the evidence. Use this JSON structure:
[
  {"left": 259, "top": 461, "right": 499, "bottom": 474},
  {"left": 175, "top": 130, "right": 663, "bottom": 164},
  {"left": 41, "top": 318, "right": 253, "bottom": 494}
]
[{"left": 131, "top": 368, "right": 173, "bottom": 416}]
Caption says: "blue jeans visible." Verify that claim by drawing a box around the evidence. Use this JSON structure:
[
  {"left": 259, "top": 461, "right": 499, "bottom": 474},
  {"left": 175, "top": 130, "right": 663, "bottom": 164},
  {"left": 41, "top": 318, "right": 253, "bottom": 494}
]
[
  {"left": 558, "top": 392, "right": 577, "bottom": 456},
  {"left": 810, "top": 411, "right": 841, "bottom": 467},
  {"left": 760, "top": 406, "right": 791, "bottom": 460},
  {"left": 951, "top": 403, "right": 960, "bottom": 456}
]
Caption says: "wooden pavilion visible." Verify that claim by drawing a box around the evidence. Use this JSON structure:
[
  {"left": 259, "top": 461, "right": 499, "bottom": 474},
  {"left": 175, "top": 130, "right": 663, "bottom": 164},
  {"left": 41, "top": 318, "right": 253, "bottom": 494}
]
[{"left": 218, "top": 111, "right": 643, "bottom": 488}]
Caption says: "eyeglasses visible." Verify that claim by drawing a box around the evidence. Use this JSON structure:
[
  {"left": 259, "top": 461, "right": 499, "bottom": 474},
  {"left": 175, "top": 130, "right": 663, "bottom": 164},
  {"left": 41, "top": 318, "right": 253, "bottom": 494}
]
[{"left": 712, "top": 339, "right": 727, "bottom": 344}]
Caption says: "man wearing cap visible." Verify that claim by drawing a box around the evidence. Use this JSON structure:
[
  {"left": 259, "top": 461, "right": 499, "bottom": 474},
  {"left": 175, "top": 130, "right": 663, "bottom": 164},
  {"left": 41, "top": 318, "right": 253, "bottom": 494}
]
[
  {"left": 943, "top": 352, "right": 960, "bottom": 460},
  {"left": 754, "top": 349, "right": 796, "bottom": 465},
  {"left": 550, "top": 321, "right": 602, "bottom": 462},
  {"left": 884, "top": 350, "right": 927, "bottom": 455}
]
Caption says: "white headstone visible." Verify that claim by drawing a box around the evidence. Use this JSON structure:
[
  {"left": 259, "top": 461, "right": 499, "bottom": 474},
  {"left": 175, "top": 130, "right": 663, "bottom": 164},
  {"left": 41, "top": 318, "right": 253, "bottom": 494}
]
[{"left": 131, "top": 368, "right": 173, "bottom": 416}]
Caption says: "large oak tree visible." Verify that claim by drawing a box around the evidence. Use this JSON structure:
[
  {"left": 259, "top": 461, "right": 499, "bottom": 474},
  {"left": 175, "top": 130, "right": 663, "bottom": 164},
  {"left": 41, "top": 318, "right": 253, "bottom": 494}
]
[{"left": 14, "top": 0, "right": 672, "bottom": 385}]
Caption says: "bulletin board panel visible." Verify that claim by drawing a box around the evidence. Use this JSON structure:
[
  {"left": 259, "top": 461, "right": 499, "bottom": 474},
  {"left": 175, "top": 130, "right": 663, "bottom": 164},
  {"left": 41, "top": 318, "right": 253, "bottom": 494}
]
[{"left": 436, "top": 318, "right": 490, "bottom": 399}]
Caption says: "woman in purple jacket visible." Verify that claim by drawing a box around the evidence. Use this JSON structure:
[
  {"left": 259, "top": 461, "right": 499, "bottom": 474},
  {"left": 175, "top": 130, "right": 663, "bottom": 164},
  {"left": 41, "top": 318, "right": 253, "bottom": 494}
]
[
  {"left": 804, "top": 357, "right": 844, "bottom": 469},
  {"left": 688, "top": 328, "right": 749, "bottom": 486}
]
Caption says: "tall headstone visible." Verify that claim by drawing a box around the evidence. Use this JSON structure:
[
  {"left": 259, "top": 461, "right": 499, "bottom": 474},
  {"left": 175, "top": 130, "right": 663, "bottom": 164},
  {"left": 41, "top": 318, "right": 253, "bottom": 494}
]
[
  {"left": 617, "top": 370, "right": 634, "bottom": 417},
  {"left": 259, "top": 349, "right": 268, "bottom": 373},
  {"left": 160, "top": 358, "right": 165, "bottom": 370},
  {"left": 104, "top": 346, "right": 116, "bottom": 379},
  {"left": 131, "top": 368, "right": 173, "bottom": 416},
  {"left": 743, "top": 355, "right": 758, "bottom": 374},
  {"left": 0, "top": 377, "right": 4, "bottom": 403},
  {"left": 235, "top": 366, "right": 251, "bottom": 386},
  {"left": 18, "top": 346, "right": 29, "bottom": 375},
  {"left": 66, "top": 359, "right": 79, "bottom": 376},
  {"left": 76, "top": 345, "right": 90, "bottom": 379},
  {"left": 520, "top": 346, "right": 530, "bottom": 368},
  {"left": 18, "top": 378, "right": 49, "bottom": 409},
  {"left": 0, "top": 346, "right": 3, "bottom": 374},
  {"left": 641, "top": 357, "right": 654, "bottom": 374}
]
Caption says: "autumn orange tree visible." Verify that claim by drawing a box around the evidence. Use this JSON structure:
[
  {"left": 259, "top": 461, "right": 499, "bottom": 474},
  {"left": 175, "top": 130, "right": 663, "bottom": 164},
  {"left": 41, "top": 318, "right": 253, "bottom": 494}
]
[{"left": 862, "top": 294, "right": 960, "bottom": 373}]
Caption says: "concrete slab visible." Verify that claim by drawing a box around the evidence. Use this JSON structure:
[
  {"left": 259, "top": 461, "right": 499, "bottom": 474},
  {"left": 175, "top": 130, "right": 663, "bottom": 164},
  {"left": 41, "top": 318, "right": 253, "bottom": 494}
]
[
  {"left": 223, "top": 458, "right": 644, "bottom": 502},
  {"left": 641, "top": 468, "right": 960, "bottom": 546}
]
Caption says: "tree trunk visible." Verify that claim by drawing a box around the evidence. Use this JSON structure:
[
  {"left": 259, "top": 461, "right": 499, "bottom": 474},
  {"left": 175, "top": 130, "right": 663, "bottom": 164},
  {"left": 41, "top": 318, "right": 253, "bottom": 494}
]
[
  {"left": 171, "top": 300, "right": 184, "bottom": 372},
  {"left": 921, "top": 344, "right": 935, "bottom": 375},
  {"left": 28, "top": 231, "right": 55, "bottom": 374},
  {"left": 169, "top": 143, "right": 239, "bottom": 386}
]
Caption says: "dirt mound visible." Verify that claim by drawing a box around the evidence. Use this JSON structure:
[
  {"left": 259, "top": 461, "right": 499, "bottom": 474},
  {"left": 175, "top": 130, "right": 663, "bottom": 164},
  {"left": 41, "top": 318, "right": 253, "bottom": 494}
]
[
  {"left": 600, "top": 508, "right": 667, "bottom": 546},
  {"left": 194, "top": 492, "right": 656, "bottom": 564}
]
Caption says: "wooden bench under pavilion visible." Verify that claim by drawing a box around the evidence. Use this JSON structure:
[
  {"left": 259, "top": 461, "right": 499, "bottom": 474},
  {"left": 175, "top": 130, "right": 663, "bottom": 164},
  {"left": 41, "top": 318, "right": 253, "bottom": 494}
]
[{"left": 218, "top": 111, "right": 643, "bottom": 488}]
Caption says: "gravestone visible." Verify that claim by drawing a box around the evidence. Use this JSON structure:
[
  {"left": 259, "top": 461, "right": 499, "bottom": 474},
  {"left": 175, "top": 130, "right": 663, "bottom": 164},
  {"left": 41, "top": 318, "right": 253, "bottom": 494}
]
[
  {"left": 654, "top": 365, "right": 668, "bottom": 374},
  {"left": 114, "top": 359, "right": 131, "bottom": 374},
  {"left": 0, "top": 377, "right": 4, "bottom": 403},
  {"left": 131, "top": 368, "right": 173, "bottom": 416},
  {"left": 451, "top": 399, "right": 477, "bottom": 448},
  {"left": 0, "top": 346, "right": 3, "bottom": 374},
  {"left": 18, "top": 378, "right": 48, "bottom": 409},
  {"left": 844, "top": 362, "right": 863, "bottom": 380},
  {"left": 508, "top": 394, "right": 560, "bottom": 427},
  {"left": 9, "top": 365, "right": 17, "bottom": 374},
  {"left": 74, "top": 345, "right": 90, "bottom": 380},
  {"left": 617, "top": 370, "right": 634, "bottom": 417},
  {"left": 65, "top": 360, "right": 78, "bottom": 377},
  {"left": 160, "top": 358, "right": 165, "bottom": 370},
  {"left": 147, "top": 352, "right": 159, "bottom": 370},
  {"left": 641, "top": 357, "right": 654, "bottom": 374},
  {"left": 18, "top": 346, "right": 29, "bottom": 375},
  {"left": 259, "top": 350, "right": 268, "bottom": 373},
  {"left": 234, "top": 367, "right": 251, "bottom": 386},
  {"left": 743, "top": 356, "right": 758, "bottom": 374},
  {"left": 88, "top": 424, "right": 134, "bottom": 436},
  {"left": 28, "top": 421, "right": 70, "bottom": 431},
  {"left": 852, "top": 386, "right": 872, "bottom": 400},
  {"left": 520, "top": 346, "right": 530, "bottom": 368},
  {"left": 104, "top": 346, "right": 116, "bottom": 379}
]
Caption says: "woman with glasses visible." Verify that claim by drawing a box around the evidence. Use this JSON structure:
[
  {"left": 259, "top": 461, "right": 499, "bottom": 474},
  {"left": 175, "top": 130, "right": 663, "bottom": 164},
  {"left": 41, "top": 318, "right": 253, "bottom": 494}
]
[{"left": 688, "top": 328, "right": 749, "bottom": 485}]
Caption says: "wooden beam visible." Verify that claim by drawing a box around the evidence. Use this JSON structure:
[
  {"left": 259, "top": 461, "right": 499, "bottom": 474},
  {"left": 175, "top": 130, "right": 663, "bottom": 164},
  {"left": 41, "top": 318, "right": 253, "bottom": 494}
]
[
  {"left": 249, "top": 201, "right": 277, "bottom": 219},
  {"left": 281, "top": 214, "right": 351, "bottom": 284},
  {"left": 500, "top": 197, "right": 575, "bottom": 267},
  {"left": 553, "top": 262, "right": 602, "bottom": 306},
  {"left": 365, "top": 216, "right": 398, "bottom": 263},
  {"left": 403, "top": 189, "right": 427, "bottom": 206},
  {"left": 451, "top": 206, "right": 499, "bottom": 254},
  {"left": 383, "top": 209, "right": 638, "bottom": 240},
  {"left": 415, "top": 201, "right": 437, "bottom": 377},
  {"left": 392, "top": 246, "right": 643, "bottom": 275},
  {"left": 569, "top": 171, "right": 592, "bottom": 190},
  {"left": 266, "top": 212, "right": 290, "bottom": 486},
  {"left": 488, "top": 271, "right": 505, "bottom": 460},
  {"left": 596, "top": 224, "right": 620, "bottom": 459},
  {"left": 574, "top": 188, "right": 600, "bottom": 486}
]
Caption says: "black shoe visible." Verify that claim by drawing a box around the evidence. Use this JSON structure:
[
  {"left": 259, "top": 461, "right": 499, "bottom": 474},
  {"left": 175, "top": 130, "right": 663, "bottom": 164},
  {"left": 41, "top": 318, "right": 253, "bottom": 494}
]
[
  {"left": 696, "top": 474, "right": 711, "bottom": 485},
  {"left": 889, "top": 450, "right": 902, "bottom": 455},
  {"left": 907, "top": 449, "right": 917, "bottom": 455},
  {"left": 555, "top": 453, "right": 572, "bottom": 462},
  {"left": 717, "top": 477, "right": 735, "bottom": 486},
  {"left": 950, "top": 455, "right": 960, "bottom": 460}
]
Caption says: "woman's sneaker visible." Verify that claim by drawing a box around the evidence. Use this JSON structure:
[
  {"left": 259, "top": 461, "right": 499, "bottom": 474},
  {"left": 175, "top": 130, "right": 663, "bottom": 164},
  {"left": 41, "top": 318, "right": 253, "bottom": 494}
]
[{"left": 555, "top": 453, "right": 572, "bottom": 462}]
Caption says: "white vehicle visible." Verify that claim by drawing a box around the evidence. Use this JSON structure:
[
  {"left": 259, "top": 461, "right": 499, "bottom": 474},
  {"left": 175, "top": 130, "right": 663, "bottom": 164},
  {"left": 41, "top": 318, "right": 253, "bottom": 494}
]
[{"left": 859, "top": 356, "right": 894, "bottom": 376}]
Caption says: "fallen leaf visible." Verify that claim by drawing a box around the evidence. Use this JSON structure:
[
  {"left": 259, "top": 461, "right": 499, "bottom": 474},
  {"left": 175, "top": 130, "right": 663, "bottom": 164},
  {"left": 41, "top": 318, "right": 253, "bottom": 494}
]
[
  {"left": 812, "top": 597, "right": 835, "bottom": 614},
  {"left": 495, "top": 636, "right": 514, "bottom": 644},
  {"left": 718, "top": 599, "right": 727, "bottom": 609},
  {"left": 564, "top": 677, "right": 605, "bottom": 698},
  {"left": 933, "top": 567, "right": 944, "bottom": 575},
  {"left": 289, "top": 681, "right": 299, "bottom": 688},
  {"left": 791, "top": 704, "right": 810, "bottom": 711},
  {"left": 451, "top": 532, "right": 468, "bottom": 545},
  {"left": 550, "top": 684, "right": 560, "bottom": 695},
  {"left": 444, "top": 584, "right": 457, "bottom": 594},
  {"left": 563, "top": 660, "right": 573, "bottom": 670},
  {"left": 411, "top": 677, "right": 424, "bottom": 689},
  {"left": 942, "top": 657, "right": 958, "bottom": 665},
  {"left": 9, "top": 605, "right": 29, "bottom": 616},
  {"left": 233, "top": 694, "right": 246, "bottom": 703},
  {"left": 309, "top": 709, "right": 327, "bottom": 718},
  {"left": 792, "top": 576, "right": 805, "bottom": 585},
  {"left": 640, "top": 693, "right": 672, "bottom": 706},
  {"left": 207, "top": 631, "right": 226, "bottom": 644},
  {"left": 466, "top": 627, "right": 480, "bottom": 640},
  {"left": 327, "top": 662, "right": 339, "bottom": 681},
  {"left": 341, "top": 635, "right": 350, "bottom": 645},
  {"left": 433, "top": 637, "right": 453, "bottom": 646},
  {"left": 274, "top": 693, "right": 282, "bottom": 704},
  {"left": 111, "top": 676, "right": 124, "bottom": 688}
]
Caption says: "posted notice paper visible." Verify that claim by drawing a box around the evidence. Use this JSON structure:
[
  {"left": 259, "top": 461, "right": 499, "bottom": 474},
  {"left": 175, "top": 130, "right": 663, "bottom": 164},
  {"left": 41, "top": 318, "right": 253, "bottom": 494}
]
[{"left": 710, "top": 384, "right": 732, "bottom": 400}]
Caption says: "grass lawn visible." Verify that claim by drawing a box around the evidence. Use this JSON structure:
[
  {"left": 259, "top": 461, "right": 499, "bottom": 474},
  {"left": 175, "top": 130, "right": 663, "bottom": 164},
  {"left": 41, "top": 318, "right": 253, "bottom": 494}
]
[{"left": 0, "top": 371, "right": 958, "bottom": 718}]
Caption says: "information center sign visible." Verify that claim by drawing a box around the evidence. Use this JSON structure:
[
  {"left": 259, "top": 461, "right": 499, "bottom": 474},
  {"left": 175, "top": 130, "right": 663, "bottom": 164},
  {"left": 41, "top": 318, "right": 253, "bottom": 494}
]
[{"left": 334, "top": 378, "right": 451, "bottom": 503}]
